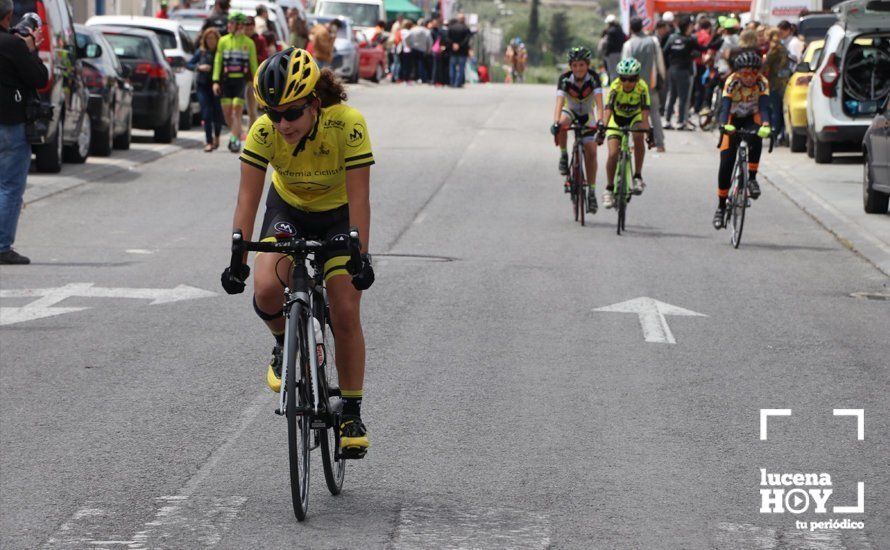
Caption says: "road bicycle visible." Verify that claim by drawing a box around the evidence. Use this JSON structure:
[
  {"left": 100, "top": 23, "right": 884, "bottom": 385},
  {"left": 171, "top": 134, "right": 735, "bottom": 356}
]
[
  {"left": 717, "top": 128, "right": 775, "bottom": 248},
  {"left": 229, "top": 228, "right": 363, "bottom": 521},
  {"left": 564, "top": 121, "right": 598, "bottom": 227},
  {"left": 602, "top": 125, "right": 652, "bottom": 235}
]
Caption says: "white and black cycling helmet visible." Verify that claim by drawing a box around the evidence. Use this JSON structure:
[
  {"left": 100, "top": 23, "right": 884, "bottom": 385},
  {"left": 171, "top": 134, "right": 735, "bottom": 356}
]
[{"left": 732, "top": 50, "right": 763, "bottom": 71}]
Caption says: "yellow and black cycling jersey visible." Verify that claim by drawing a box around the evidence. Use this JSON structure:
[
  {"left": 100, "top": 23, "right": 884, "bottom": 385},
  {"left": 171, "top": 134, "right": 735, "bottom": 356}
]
[
  {"left": 605, "top": 78, "right": 650, "bottom": 119},
  {"left": 721, "top": 73, "right": 770, "bottom": 119},
  {"left": 240, "top": 103, "right": 374, "bottom": 212}
]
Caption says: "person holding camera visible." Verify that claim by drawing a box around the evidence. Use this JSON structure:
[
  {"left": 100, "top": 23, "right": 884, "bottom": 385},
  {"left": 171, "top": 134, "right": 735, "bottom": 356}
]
[{"left": 0, "top": 0, "right": 48, "bottom": 265}]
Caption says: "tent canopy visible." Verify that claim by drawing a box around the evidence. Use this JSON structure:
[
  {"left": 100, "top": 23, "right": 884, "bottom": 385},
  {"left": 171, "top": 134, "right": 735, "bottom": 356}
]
[
  {"left": 653, "top": 0, "right": 751, "bottom": 13},
  {"left": 386, "top": 0, "right": 422, "bottom": 20}
]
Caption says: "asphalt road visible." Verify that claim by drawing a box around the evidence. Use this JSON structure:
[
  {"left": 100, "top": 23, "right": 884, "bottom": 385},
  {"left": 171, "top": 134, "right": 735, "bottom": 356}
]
[{"left": 2, "top": 84, "right": 888, "bottom": 550}]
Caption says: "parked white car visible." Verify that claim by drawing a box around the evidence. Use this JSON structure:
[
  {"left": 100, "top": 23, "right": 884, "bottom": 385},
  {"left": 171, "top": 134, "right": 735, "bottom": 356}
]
[
  {"left": 86, "top": 15, "right": 200, "bottom": 130},
  {"left": 314, "top": 0, "right": 383, "bottom": 34},
  {"left": 805, "top": 0, "right": 890, "bottom": 164}
]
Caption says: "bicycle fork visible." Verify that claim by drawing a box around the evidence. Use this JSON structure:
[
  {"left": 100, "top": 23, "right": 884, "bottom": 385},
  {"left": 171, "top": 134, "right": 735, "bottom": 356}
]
[{"left": 278, "top": 262, "right": 322, "bottom": 417}]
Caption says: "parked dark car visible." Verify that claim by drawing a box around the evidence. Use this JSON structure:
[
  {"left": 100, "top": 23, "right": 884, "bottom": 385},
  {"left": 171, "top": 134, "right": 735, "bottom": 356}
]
[
  {"left": 11, "top": 0, "right": 94, "bottom": 172},
  {"left": 74, "top": 24, "right": 134, "bottom": 156},
  {"left": 93, "top": 26, "right": 179, "bottom": 143},
  {"left": 863, "top": 99, "right": 890, "bottom": 213}
]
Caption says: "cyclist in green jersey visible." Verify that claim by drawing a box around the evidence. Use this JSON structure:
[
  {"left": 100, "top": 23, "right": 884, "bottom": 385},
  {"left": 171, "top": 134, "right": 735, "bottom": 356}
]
[
  {"left": 213, "top": 12, "right": 258, "bottom": 152},
  {"left": 597, "top": 57, "right": 654, "bottom": 209}
]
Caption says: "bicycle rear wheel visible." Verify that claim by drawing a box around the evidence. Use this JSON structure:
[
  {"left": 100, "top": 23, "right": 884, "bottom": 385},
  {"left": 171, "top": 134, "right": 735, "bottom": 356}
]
[
  {"left": 286, "top": 314, "right": 311, "bottom": 521},
  {"left": 729, "top": 166, "right": 747, "bottom": 248},
  {"left": 318, "top": 311, "right": 346, "bottom": 495}
]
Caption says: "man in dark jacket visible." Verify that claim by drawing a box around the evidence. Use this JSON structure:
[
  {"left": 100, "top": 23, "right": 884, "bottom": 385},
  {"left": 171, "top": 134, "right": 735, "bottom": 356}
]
[
  {"left": 601, "top": 15, "right": 625, "bottom": 81},
  {"left": 0, "top": 0, "right": 49, "bottom": 264},
  {"left": 446, "top": 13, "right": 471, "bottom": 87},
  {"left": 662, "top": 17, "right": 702, "bottom": 129}
]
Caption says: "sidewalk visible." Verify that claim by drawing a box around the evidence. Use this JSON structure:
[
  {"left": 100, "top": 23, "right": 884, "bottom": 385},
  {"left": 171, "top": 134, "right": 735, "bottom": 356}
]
[
  {"left": 24, "top": 129, "right": 204, "bottom": 205},
  {"left": 683, "top": 130, "right": 890, "bottom": 277}
]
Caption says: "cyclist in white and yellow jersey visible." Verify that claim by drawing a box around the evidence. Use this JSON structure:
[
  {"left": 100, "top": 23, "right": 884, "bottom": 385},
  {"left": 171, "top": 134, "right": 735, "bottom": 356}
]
[{"left": 220, "top": 48, "right": 374, "bottom": 458}]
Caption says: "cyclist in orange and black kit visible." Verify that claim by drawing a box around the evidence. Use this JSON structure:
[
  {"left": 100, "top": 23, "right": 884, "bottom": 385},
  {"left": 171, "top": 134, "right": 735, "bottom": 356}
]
[{"left": 713, "top": 50, "right": 771, "bottom": 229}]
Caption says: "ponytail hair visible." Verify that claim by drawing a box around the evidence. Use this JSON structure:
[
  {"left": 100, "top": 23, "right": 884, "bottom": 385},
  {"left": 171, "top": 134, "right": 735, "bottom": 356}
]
[{"left": 316, "top": 68, "right": 347, "bottom": 107}]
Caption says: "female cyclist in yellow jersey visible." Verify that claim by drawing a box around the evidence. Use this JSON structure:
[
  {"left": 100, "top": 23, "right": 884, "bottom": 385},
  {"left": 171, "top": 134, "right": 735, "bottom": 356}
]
[{"left": 220, "top": 48, "right": 374, "bottom": 457}]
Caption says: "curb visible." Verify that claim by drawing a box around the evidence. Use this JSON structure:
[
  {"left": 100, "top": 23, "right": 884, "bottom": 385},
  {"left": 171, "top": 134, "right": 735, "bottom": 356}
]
[{"left": 761, "top": 164, "right": 890, "bottom": 278}]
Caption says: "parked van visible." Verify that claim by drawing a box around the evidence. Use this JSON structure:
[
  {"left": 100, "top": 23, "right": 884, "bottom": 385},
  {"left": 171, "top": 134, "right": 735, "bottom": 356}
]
[{"left": 314, "top": 0, "right": 384, "bottom": 33}]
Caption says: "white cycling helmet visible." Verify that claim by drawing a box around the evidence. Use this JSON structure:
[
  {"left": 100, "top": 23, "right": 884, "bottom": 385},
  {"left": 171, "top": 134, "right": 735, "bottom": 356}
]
[
  {"left": 605, "top": 14, "right": 616, "bottom": 24},
  {"left": 662, "top": 11, "right": 675, "bottom": 22}
]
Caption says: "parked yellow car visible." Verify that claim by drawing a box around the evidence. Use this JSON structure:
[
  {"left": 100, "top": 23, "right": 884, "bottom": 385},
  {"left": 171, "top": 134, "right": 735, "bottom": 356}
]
[{"left": 783, "top": 39, "right": 824, "bottom": 152}]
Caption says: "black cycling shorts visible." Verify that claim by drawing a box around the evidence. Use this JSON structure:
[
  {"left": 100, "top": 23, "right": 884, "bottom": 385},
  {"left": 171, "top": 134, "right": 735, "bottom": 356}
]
[
  {"left": 259, "top": 186, "right": 351, "bottom": 281},
  {"left": 220, "top": 78, "right": 247, "bottom": 105}
]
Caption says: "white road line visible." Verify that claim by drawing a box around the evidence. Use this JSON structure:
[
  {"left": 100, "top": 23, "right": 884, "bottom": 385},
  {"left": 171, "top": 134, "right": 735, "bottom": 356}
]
[
  {"left": 43, "top": 393, "right": 268, "bottom": 548},
  {"left": 389, "top": 505, "right": 550, "bottom": 549}
]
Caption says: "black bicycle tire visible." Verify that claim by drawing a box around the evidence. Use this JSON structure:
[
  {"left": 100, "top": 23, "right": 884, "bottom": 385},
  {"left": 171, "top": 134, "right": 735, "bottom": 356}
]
[
  {"left": 570, "top": 148, "right": 580, "bottom": 222},
  {"left": 616, "top": 153, "right": 627, "bottom": 235},
  {"left": 577, "top": 145, "right": 586, "bottom": 227},
  {"left": 731, "top": 164, "right": 747, "bottom": 248},
  {"left": 318, "top": 309, "right": 346, "bottom": 495},
  {"left": 287, "top": 314, "right": 311, "bottom": 521}
]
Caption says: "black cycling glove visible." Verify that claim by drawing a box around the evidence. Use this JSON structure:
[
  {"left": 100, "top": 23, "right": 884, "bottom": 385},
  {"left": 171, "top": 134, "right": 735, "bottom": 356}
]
[
  {"left": 351, "top": 253, "right": 375, "bottom": 291},
  {"left": 550, "top": 123, "right": 561, "bottom": 136},
  {"left": 221, "top": 264, "right": 250, "bottom": 295}
]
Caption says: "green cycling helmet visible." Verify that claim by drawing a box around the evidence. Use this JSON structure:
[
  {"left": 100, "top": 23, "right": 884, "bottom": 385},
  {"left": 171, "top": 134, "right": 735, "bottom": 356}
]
[
  {"left": 616, "top": 57, "right": 642, "bottom": 77},
  {"left": 228, "top": 11, "right": 247, "bottom": 23},
  {"left": 568, "top": 46, "right": 592, "bottom": 63}
]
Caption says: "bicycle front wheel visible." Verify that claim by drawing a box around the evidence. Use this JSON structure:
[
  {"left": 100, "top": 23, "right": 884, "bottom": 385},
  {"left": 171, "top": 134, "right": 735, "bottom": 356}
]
[
  {"left": 729, "top": 167, "right": 747, "bottom": 248},
  {"left": 286, "top": 315, "right": 311, "bottom": 521},
  {"left": 318, "top": 312, "right": 346, "bottom": 495},
  {"left": 615, "top": 154, "right": 628, "bottom": 235}
]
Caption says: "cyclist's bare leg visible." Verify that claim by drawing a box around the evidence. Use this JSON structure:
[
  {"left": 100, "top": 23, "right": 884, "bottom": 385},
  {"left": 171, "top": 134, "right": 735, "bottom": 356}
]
[
  {"left": 556, "top": 113, "right": 571, "bottom": 149},
  {"left": 605, "top": 137, "right": 620, "bottom": 187},
  {"left": 230, "top": 104, "right": 243, "bottom": 139},
  {"left": 325, "top": 274, "right": 365, "bottom": 392},
  {"left": 253, "top": 251, "right": 291, "bottom": 335},
  {"left": 583, "top": 140, "right": 597, "bottom": 186},
  {"left": 632, "top": 132, "right": 646, "bottom": 175}
]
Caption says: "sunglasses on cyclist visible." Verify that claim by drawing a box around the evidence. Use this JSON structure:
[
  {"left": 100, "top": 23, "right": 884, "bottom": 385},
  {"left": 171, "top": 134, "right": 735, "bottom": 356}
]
[
  {"left": 619, "top": 76, "right": 639, "bottom": 83},
  {"left": 265, "top": 102, "right": 312, "bottom": 123}
]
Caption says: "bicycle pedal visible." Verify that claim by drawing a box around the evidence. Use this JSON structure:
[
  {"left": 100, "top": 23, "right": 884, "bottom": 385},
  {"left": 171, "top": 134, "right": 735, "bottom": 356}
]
[{"left": 340, "top": 446, "right": 367, "bottom": 460}]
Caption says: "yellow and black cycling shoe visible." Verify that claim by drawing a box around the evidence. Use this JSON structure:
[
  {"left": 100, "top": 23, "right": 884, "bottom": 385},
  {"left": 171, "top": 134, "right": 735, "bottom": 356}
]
[
  {"left": 339, "top": 416, "right": 369, "bottom": 459},
  {"left": 266, "top": 345, "right": 282, "bottom": 393}
]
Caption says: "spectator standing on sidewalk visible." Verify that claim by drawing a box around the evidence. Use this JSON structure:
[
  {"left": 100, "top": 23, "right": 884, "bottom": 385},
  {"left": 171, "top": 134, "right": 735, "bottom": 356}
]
[
  {"left": 286, "top": 7, "right": 308, "bottom": 49},
  {"left": 447, "top": 13, "right": 471, "bottom": 87},
  {"left": 202, "top": 0, "right": 230, "bottom": 35},
  {"left": 692, "top": 18, "right": 712, "bottom": 114},
  {"left": 309, "top": 18, "right": 334, "bottom": 68},
  {"left": 777, "top": 20, "right": 803, "bottom": 63},
  {"left": 407, "top": 18, "right": 431, "bottom": 83},
  {"left": 654, "top": 20, "right": 672, "bottom": 115},
  {"left": 600, "top": 14, "right": 625, "bottom": 81},
  {"left": 663, "top": 17, "right": 701, "bottom": 130},
  {"left": 188, "top": 28, "right": 224, "bottom": 152},
  {"left": 245, "top": 16, "right": 268, "bottom": 127},
  {"left": 429, "top": 18, "right": 447, "bottom": 86},
  {"left": 763, "top": 28, "right": 791, "bottom": 143},
  {"left": 155, "top": 0, "right": 170, "bottom": 19},
  {"left": 622, "top": 17, "right": 666, "bottom": 151},
  {"left": 0, "top": 0, "right": 48, "bottom": 264}
]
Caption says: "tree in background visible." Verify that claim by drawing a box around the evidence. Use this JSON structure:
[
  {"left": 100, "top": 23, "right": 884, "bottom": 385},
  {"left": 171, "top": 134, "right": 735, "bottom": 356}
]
[
  {"left": 527, "top": 0, "right": 540, "bottom": 62},
  {"left": 549, "top": 11, "right": 571, "bottom": 57}
]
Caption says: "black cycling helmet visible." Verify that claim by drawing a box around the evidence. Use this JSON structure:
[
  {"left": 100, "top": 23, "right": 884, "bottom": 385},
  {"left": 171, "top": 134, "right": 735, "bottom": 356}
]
[
  {"left": 568, "top": 46, "right": 592, "bottom": 63},
  {"left": 732, "top": 50, "right": 762, "bottom": 71}
]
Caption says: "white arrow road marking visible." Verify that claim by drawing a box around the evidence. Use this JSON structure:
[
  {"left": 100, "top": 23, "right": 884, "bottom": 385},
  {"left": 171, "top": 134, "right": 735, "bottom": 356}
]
[
  {"left": 593, "top": 297, "right": 707, "bottom": 344},
  {"left": 760, "top": 409, "right": 792, "bottom": 440},
  {"left": 0, "top": 283, "right": 217, "bottom": 326}
]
